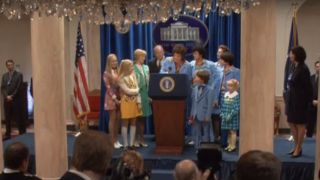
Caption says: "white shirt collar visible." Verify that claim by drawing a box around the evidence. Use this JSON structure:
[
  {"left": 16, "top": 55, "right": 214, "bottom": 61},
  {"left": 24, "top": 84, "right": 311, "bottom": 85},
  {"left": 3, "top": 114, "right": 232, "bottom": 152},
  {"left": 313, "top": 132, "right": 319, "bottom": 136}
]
[
  {"left": 224, "top": 91, "right": 238, "bottom": 98},
  {"left": 157, "top": 56, "right": 165, "bottom": 66},
  {"left": 69, "top": 169, "right": 91, "bottom": 180},
  {"left": 3, "top": 168, "right": 20, "bottom": 174}
]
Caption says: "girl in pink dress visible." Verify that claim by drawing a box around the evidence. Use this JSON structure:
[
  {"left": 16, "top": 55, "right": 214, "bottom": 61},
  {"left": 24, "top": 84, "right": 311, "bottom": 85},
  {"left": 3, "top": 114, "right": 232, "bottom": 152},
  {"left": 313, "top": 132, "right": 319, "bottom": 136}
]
[{"left": 103, "top": 54, "right": 122, "bottom": 149}]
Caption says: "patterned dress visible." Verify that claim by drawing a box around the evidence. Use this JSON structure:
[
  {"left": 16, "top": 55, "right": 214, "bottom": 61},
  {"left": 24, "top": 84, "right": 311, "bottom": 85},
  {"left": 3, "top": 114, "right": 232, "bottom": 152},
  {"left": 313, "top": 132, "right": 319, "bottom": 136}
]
[
  {"left": 134, "top": 64, "right": 152, "bottom": 117},
  {"left": 103, "top": 70, "right": 119, "bottom": 111},
  {"left": 220, "top": 91, "right": 240, "bottom": 130},
  {"left": 118, "top": 75, "right": 142, "bottom": 119}
]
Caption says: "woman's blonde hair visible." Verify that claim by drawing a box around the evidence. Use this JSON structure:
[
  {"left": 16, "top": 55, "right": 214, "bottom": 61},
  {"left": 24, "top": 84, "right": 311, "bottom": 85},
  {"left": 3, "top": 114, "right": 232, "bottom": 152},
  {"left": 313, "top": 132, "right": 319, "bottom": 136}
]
[
  {"left": 134, "top": 49, "right": 147, "bottom": 63},
  {"left": 105, "top": 54, "right": 118, "bottom": 73},
  {"left": 122, "top": 150, "right": 144, "bottom": 175},
  {"left": 118, "top": 59, "right": 133, "bottom": 78},
  {"left": 227, "top": 79, "right": 240, "bottom": 90}
]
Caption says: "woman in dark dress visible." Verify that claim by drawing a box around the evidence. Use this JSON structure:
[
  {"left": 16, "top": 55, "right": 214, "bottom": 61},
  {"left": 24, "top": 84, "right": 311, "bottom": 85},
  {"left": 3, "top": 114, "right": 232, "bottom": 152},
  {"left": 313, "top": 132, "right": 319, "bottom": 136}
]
[{"left": 287, "top": 46, "right": 313, "bottom": 158}]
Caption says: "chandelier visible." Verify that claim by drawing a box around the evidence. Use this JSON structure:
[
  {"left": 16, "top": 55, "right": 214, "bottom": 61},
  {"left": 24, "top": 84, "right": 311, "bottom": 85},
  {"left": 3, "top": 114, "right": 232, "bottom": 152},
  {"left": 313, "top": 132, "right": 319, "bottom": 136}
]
[
  {"left": 0, "top": 0, "right": 260, "bottom": 33},
  {"left": 216, "top": 0, "right": 260, "bottom": 15}
]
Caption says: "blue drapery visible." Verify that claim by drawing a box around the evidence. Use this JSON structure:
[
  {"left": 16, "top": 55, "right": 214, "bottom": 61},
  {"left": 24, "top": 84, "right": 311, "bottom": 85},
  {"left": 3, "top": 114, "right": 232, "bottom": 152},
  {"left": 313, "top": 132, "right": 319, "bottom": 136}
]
[{"left": 99, "top": 11, "right": 241, "bottom": 133}]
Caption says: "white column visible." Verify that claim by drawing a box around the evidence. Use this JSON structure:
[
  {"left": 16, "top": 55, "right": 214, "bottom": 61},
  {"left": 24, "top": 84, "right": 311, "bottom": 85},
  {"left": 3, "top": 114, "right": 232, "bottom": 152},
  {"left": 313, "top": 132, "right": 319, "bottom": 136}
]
[
  {"left": 31, "top": 16, "right": 68, "bottom": 178},
  {"left": 239, "top": 0, "right": 276, "bottom": 154}
]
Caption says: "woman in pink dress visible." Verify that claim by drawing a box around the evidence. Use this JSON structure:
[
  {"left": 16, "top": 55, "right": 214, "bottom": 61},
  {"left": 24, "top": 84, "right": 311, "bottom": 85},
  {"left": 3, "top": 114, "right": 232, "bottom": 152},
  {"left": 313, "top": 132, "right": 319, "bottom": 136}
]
[{"left": 103, "top": 54, "right": 122, "bottom": 149}]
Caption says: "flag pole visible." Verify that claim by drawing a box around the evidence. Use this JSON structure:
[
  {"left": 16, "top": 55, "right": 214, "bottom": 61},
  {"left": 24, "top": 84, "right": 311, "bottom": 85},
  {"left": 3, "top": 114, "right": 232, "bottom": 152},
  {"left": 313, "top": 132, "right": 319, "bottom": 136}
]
[{"left": 292, "top": 1, "right": 298, "bottom": 47}]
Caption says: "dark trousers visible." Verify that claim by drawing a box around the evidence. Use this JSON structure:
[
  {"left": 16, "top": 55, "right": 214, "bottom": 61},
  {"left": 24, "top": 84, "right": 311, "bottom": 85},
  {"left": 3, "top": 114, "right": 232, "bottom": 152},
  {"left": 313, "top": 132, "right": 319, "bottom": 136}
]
[
  {"left": 306, "top": 107, "right": 317, "bottom": 137},
  {"left": 221, "top": 129, "right": 229, "bottom": 148},
  {"left": 4, "top": 100, "right": 25, "bottom": 136},
  {"left": 212, "top": 114, "right": 221, "bottom": 140}
]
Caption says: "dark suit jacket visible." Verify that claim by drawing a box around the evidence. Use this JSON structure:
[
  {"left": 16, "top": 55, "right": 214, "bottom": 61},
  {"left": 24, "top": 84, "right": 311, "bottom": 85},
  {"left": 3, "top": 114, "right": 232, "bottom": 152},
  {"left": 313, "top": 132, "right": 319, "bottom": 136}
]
[
  {"left": 287, "top": 63, "right": 313, "bottom": 122},
  {"left": 309, "top": 74, "right": 319, "bottom": 115},
  {"left": 311, "top": 74, "right": 318, "bottom": 100},
  {"left": 1, "top": 70, "right": 22, "bottom": 99},
  {"left": 0, "top": 172, "right": 41, "bottom": 180},
  {"left": 60, "top": 172, "right": 85, "bottom": 180},
  {"left": 148, "top": 58, "right": 161, "bottom": 74}
]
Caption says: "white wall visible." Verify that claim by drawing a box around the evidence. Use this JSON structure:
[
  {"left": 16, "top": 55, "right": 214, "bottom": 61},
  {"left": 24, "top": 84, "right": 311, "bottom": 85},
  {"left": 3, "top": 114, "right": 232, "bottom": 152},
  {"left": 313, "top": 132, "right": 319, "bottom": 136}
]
[
  {"left": 0, "top": 16, "right": 31, "bottom": 83},
  {"left": 0, "top": 16, "right": 32, "bottom": 120},
  {"left": 275, "top": 0, "right": 306, "bottom": 97},
  {"left": 298, "top": 0, "right": 320, "bottom": 74}
]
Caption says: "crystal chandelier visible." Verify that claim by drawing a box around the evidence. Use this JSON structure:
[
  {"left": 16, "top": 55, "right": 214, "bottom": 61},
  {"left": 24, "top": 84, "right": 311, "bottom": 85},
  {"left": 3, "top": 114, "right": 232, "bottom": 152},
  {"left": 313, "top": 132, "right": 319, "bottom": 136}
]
[
  {"left": 0, "top": 0, "right": 260, "bottom": 33},
  {"left": 216, "top": 0, "right": 261, "bottom": 15}
]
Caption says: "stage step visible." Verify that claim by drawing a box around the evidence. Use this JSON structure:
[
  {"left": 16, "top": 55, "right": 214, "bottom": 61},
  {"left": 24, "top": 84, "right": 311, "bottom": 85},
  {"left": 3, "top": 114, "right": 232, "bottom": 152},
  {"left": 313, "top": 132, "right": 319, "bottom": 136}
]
[{"left": 151, "top": 169, "right": 173, "bottom": 180}]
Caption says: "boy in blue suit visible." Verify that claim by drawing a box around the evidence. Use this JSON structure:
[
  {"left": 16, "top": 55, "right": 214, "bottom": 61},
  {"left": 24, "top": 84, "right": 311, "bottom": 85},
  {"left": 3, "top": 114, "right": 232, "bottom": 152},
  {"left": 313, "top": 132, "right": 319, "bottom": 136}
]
[{"left": 189, "top": 70, "right": 214, "bottom": 149}]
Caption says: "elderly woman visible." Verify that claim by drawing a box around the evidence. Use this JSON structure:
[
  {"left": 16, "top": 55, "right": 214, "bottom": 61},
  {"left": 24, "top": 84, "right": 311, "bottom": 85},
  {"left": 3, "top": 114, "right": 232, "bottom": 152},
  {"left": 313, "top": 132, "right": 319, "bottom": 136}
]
[
  {"left": 133, "top": 49, "right": 152, "bottom": 148},
  {"left": 287, "top": 46, "right": 313, "bottom": 158}
]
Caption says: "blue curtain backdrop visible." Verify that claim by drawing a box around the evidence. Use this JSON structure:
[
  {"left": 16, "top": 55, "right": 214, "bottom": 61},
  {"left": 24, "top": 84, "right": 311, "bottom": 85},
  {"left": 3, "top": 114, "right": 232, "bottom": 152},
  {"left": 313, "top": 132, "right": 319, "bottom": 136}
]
[{"left": 99, "top": 11, "right": 241, "bottom": 133}]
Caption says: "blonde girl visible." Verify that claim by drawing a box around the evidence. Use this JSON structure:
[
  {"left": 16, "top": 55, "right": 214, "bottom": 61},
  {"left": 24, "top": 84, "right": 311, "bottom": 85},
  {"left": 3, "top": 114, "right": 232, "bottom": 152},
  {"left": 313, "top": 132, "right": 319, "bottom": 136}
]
[
  {"left": 103, "top": 54, "right": 122, "bottom": 149},
  {"left": 118, "top": 59, "right": 142, "bottom": 148}
]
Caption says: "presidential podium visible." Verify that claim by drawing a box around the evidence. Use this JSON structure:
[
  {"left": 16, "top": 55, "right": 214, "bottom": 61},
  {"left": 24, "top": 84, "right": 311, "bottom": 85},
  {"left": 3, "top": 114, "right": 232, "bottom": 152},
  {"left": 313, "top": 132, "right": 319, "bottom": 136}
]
[{"left": 149, "top": 74, "right": 190, "bottom": 155}]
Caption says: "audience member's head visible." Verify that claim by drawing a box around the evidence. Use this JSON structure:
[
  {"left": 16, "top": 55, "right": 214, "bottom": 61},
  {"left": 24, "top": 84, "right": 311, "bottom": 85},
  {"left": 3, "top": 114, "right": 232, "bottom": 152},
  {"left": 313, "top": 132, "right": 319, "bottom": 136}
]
[
  {"left": 4, "top": 142, "right": 29, "bottom": 172},
  {"left": 174, "top": 160, "right": 200, "bottom": 180},
  {"left": 154, "top": 45, "right": 164, "bottom": 60},
  {"left": 71, "top": 130, "right": 113, "bottom": 178},
  {"left": 290, "top": 46, "right": 306, "bottom": 64},
  {"left": 113, "top": 149, "right": 150, "bottom": 180},
  {"left": 236, "top": 150, "right": 281, "bottom": 180}
]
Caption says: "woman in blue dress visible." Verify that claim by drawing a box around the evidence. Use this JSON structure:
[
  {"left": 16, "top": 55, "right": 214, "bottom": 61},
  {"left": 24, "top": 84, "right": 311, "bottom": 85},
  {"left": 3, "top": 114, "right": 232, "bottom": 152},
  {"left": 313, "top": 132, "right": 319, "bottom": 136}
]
[{"left": 160, "top": 44, "right": 192, "bottom": 79}]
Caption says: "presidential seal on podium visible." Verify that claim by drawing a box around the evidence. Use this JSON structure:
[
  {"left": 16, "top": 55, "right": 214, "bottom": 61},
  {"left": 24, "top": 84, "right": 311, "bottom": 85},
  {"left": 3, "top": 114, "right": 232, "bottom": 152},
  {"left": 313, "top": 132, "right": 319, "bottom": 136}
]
[{"left": 159, "top": 76, "right": 175, "bottom": 93}]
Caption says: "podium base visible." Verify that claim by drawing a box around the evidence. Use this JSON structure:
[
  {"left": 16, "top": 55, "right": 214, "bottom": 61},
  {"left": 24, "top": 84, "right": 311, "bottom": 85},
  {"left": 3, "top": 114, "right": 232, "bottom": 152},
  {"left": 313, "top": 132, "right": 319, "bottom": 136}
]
[{"left": 153, "top": 99, "right": 185, "bottom": 155}]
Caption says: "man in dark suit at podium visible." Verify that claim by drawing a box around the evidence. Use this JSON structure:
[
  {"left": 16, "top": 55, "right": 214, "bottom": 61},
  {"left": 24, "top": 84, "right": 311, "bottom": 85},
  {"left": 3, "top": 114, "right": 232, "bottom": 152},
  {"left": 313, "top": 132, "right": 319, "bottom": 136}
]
[
  {"left": 148, "top": 45, "right": 165, "bottom": 74},
  {"left": 1, "top": 59, "right": 23, "bottom": 140},
  {"left": 307, "top": 61, "right": 320, "bottom": 137}
]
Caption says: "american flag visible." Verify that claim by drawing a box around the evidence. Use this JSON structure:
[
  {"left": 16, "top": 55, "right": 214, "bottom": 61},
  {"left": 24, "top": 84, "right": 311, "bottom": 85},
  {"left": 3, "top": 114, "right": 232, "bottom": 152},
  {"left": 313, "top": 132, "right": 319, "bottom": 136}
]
[{"left": 73, "top": 23, "right": 90, "bottom": 118}]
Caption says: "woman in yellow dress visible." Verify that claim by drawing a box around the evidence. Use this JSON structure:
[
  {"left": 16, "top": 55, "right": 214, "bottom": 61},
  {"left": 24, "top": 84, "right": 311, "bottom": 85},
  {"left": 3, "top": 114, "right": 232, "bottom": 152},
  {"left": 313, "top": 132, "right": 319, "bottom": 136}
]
[{"left": 118, "top": 59, "right": 142, "bottom": 148}]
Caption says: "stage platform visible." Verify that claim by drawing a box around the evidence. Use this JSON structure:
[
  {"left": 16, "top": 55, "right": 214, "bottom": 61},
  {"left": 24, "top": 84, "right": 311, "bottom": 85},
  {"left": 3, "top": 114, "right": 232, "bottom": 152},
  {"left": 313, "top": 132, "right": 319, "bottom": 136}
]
[{"left": 3, "top": 133, "right": 315, "bottom": 180}]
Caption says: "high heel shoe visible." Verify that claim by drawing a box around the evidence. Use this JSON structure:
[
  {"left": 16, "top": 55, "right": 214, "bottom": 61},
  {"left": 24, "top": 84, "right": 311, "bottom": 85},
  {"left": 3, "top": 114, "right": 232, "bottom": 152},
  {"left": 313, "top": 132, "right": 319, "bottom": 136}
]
[
  {"left": 287, "top": 149, "right": 295, "bottom": 155},
  {"left": 291, "top": 149, "right": 302, "bottom": 158}
]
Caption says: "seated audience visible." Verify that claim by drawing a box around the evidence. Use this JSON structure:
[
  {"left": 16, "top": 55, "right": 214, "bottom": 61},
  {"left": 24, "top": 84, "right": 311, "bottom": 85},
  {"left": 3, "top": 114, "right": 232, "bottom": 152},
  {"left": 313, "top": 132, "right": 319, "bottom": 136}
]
[
  {"left": 60, "top": 130, "right": 113, "bottom": 180},
  {"left": 0, "top": 142, "right": 40, "bottom": 180},
  {"left": 236, "top": 150, "right": 281, "bottom": 180},
  {"left": 109, "top": 149, "right": 150, "bottom": 180},
  {"left": 174, "top": 160, "right": 211, "bottom": 180}
]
